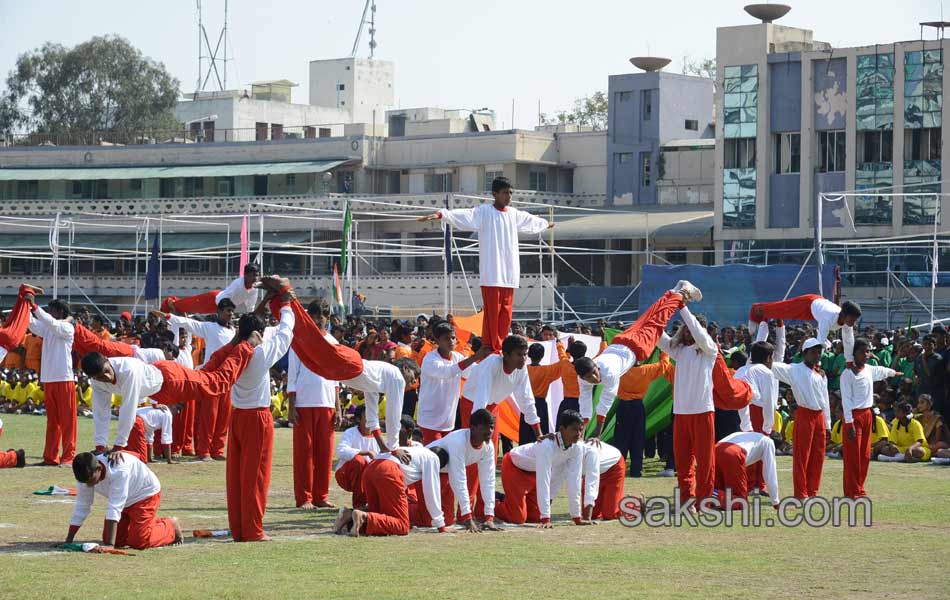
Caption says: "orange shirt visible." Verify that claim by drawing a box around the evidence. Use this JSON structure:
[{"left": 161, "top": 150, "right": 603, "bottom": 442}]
[
  {"left": 412, "top": 340, "right": 435, "bottom": 367},
  {"left": 528, "top": 361, "right": 565, "bottom": 399},
  {"left": 2, "top": 347, "right": 23, "bottom": 369},
  {"left": 95, "top": 328, "right": 113, "bottom": 341},
  {"left": 192, "top": 336, "right": 206, "bottom": 365},
  {"left": 24, "top": 334, "right": 42, "bottom": 372},
  {"left": 554, "top": 342, "right": 580, "bottom": 398},
  {"left": 393, "top": 344, "right": 413, "bottom": 361},
  {"left": 617, "top": 354, "right": 674, "bottom": 401}
]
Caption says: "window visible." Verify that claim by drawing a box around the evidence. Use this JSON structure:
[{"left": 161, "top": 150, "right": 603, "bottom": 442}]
[
  {"left": 255, "top": 122, "right": 268, "bottom": 141},
  {"left": 271, "top": 123, "right": 283, "bottom": 140},
  {"left": 723, "top": 64, "right": 758, "bottom": 138},
  {"left": 617, "top": 152, "right": 633, "bottom": 164},
  {"left": 183, "top": 177, "right": 203, "bottom": 197},
  {"left": 319, "top": 127, "right": 332, "bottom": 138},
  {"left": 304, "top": 126, "right": 316, "bottom": 139},
  {"left": 617, "top": 91, "right": 632, "bottom": 102},
  {"left": 856, "top": 53, "right": 895, "bottom": 131},
  {"left": 904, "top": 128, "right": 941, "bottom": 161},
  {"left": 904, "top": 49, "right": 942, "bottom": 129},
  {"left": 640, "top": 152, "right": 652, "bottom": 188},
  {"left": 685, "top": 119, "right": 699, "bottom": 131},
  {"left": 724, "top": 138, "right": 756, "bottom": 169},
  {"left": 16, "top": 180, "right": 38, "bottom": 200},
  {"left": 129, "top": 179, "right": 142, "bottom": 191},
  {"left": 484, "top": 170, "right": 504, "bottom": 191},
  {"left": 337, "top": 83, "right": 345, "bottom": 91},
  {"left": 425, "top": 173, "right": 452, "bottom": 193},
  {"left": 286, "top": 174, "right": 296, "bottom": 187},
  {"left": 641, "top": 90, "right": 653, "bottom": 121},
  {"left": 773, "top": 132, "right": 801, "bottom": 174},
  {"left": 818, "top": 130, "right": 846, "bottom": 172},
  {"left": 665, "top": 247, "right": 688, "bottom": 264},
  {"left": 216, "top": 177, "right": 234, "bottom": 196},
  {"left": 723, "top": 168, "right": 757, "bottom": 229},
  {"left": 857, "top": 130, "right": 893, "bottom": 164},
  {"left": 529, "top": 171, "right": 547, "bottom": 192}
]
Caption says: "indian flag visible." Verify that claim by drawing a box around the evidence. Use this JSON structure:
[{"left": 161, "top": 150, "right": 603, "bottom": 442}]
[{"left": 333, "top": 263, "right": 345, "bottom": 312}]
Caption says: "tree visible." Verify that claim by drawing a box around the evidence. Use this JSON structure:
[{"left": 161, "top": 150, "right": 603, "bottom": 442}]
[
  {"left": 682, "top": 56, "right": 716, "bottom": 80},
  {"left": 541, "top": 91, "right": 608, "bottom": 131},
  {"left": 0, "top": 35, "right": 180, "bottom": 142}
]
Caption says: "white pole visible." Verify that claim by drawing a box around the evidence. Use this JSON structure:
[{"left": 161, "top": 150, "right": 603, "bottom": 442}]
[
  {"left": 886, "top": 247, "right": 891, "bottom": 330},
  {"left": 51, "top": 213, "right": 60, "bottom": 300},
  {"left": 225, "top": 223, "right": 231, "bottom": 281},
  {"left": 816, "top": 192, "right": 824, "bottom": 297},
  {"left": 442, "top": 194, "right": 449, "bottom": 316},
  {"left": 539, "top": 233, "right": 544, "bottom": 321},
  {"left": 158, "top": 216, "right": 164, "bottom": 301},
  {"left": 133, "top": 222, "right": 140, "bottom": 316},
  {"left": 257, "top": 213, "right": 264, "bottom": 267},
  {"left": 930, "top": 200, "right": 939, "bottom": 323}
]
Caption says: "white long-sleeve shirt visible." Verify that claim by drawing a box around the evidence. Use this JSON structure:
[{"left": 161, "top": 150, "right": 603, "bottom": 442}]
[
  {"left": 136, "top": 406, "right": 173, "bottom": 445},
  {"left": 175, "top": 334, "right": 194, "bottom": 370},
  {"left": 132, "top": 346, "right": 165, "bottom": 365},
  {"left": 230, "top": 306, "right": 293, "bottom": 409},
  {"left": 580, "top": 441, "right": 622, "bottom": 505},
  {"left": 657, "top": 306, "right": 717, "bottom": 415},
  {"left": 579, "top": 344, "right": 637, "bottom": 420},
  {"left": 509, "top": 438, "right": 583, "bottom": 520},
  {"left": 216, "top": 276, "right": 261, "bottom": 315},
  {"left": 840, "top": 365, "right": 896, "bottom": 424},
  {"left": 811, "top": 297, "right": 848, "bottom": 346},
  {"left": 167, "top": 315, "right": 233, "bottom": 369},
  {"left": 771, "top": 361, "right": 832, "bottom": 429},
  {"left": 334, "top": 426, "right": 380, "bottom": 470},
  {"left": 343, "top": 360, "right": 405, "bottom": 450},
  {"left": 738, "top": 322, "right": 787, "bottom": 433},
  {"left": 288, "top": 348, "right": 337, "bottom": 409},
  {"left": 717, "top": 431, "right": 780, "bottom": 506},
  {"left": 70, "top": 454, "right": 161, "bottom": 527},
  {"left": 377, "top": 445, "right": 446, "bottom": 529},
  {"left": 461, "top": 354, "right": 541, "bottom": 425},
  {"left": 418, "top": 350, "right": 472, "bottom": 432},
  {"left": 439, "top": 204, "right": 549, "bottom": 288},
  {"left": 28, "top": 306, "right": 74, "bottom": 383},
  {"left": 427, "top": 429, "right": 495, "bottom": 518},
  {"left": 90, "top": 358, "right": 164, "bottom": 448}
]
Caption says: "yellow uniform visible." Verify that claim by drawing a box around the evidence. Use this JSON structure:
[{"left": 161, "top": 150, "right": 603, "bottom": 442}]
[
  {"left": 77, "top": 386, "right": 93, "bottom": 408},
  {"left": 830, "top": 420, "right": 843, "bottom": 445},
  {"left": 270, "top": 391, "right": 288, "bottom": 419},
  {"left": 773, "top": 411, "right": 784, "bottom": 435},
  {"left": 784, "top": 419, "right": 794, "bottom": 442},
  {"left": 7, "top": 383, "right": 37, "bottom": 406},
  {"left": 889, "top": 417, "right": 931, "bottom": 461},
  {"left": 111, "top": 394, "right": 124, "bottom": 409},
  {"left": 32, "top": 386, "right": 44, "bottom": 407},
  {"left": 870, "top": 415, "right": 890, "bottom": 444}
]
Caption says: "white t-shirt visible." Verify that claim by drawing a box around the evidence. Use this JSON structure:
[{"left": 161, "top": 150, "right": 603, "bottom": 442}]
[{"left": 418, "top": 350, "right": 472, "bottom": 432}]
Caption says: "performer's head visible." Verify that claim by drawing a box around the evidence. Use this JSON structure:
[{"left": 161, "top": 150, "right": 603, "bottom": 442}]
[
  {"left": 216, "top": 298, "right": 236, "bottom": 324},
  {"left": 501, "top": 335, "right": 529, "bottom": 370},
  {"left": 433, "top": 322, "right": 457, "bottom": 354},
  {"left": 72, "top": 452, "right": 104, "bottom": 487},
  {"left": 672, "top": 313, "right": 708, "bottom": 350},
  {"left": 430, "top": 446, "right": 450, "bottom": 469},
  {"left": 160, "top": 340, "right": 179, "bottom": 361},
  {"left": 800, "top": 338, "right": 824, "bottom": 368},
  {"left": 307, "top": 300, "right": 331, "bottom": 330},
  {"left": 728, "top": 350, "right": 747, "bottom": 370},
  {"left": 81, "top": 352, "right": 116, "bottom": 384},
  {"left": 567, "top": 339, "right": 587, "bottom": 362},
  {"left": 540, "top": 325, "right": 558, "bottom": 341},
  {"left": 556, "top": 409, "right": 585, "bottom": 447},
  {"left": 394, "top": 358, "right": 421, "bottom": 387},
  {"left": 749, "top": 341, "right": 775, "bottom": 368},
  {"left": 852, "top": 337, "right": 872, "bottom": 368},
  {"left": 490, "top": 176, "right": 513, "bottom": 208},
  {"left": 528, "top": 343, "right": 545, "bottom": 366},
  {"left": 237, "top": 313, "right": 266, "bottom": 343},
  {"left": 469, "top": 408, "right": 495, "bottom": 447},
  {"left": 353, "top": 404, "right": 368, "bottom": 434},
  {"left": 243, "top": 263, "right": 260, "bottom": 286},
  {"left": 399, "top": 415, "right": 416, "bottom": 447},
  {"left": 573, "top": 356, "right": 599, "bottom": 384},
  {"left": 47, "top": 298, "right": 71, "bottom": 320},
  {"left": 839, "top": 300, "right": 862, "bottom": 327}
]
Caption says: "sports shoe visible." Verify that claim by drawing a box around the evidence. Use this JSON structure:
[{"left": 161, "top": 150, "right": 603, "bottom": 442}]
[
  {"left": 672, "top": 280, "right": 703, "bottom": 303},
  {"left": 658, "top": 468, "right": 676, "bottom": 477}
]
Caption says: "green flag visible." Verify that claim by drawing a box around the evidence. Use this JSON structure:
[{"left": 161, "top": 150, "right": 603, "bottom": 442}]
[{"left": 340, "top": 200, "right": 352, "bottom": 274}]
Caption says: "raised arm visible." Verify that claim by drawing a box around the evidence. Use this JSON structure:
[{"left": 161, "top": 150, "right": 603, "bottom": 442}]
[
  {"left": 680, "top": 305, "right": 717, "bottom": 356},
  {"left": 773, "top": 324, "right": 786, "bottom": 364},
  {"left": 31, "top": 306, "right": 74, "bottom": 340},
  {"left": 655, "top": 331, "right": 679, "bottom": 360},
  {"left": 258, "top": 306, "right": 295, "bottom": 367},
  {"left": 770, "top": 361, "right": 794, "bottom": 386},
  {"left": 436, "top": 207, "right": 480, "bottom": 231}
]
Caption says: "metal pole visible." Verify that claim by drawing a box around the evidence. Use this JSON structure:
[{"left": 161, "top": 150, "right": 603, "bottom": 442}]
[
  {"left": 225, "top": 223, "right": 231, "bottom": 281},
  {"left": 51, "top": 213, "right": 60, "bottom": 299},
  {"left": 133, "top": 222, "right": 140, "bottom": 316},
  {"left": 549, "top": 205, "right": 555, "bottom": 323},
  {"left": 931, "top": 200, "right": 940, "bottom": 323},
  {"left": 886, "top": 247, "right": 891, "bottom": 330},
  {"left": 443, "top": 194, "right": 449, "bottom": 316},
  {"left": 816, "top": 192, "right": 824, "bottom": 297},
  {"left": 158, "top": 216, "right": 164, "bottom": 301}
]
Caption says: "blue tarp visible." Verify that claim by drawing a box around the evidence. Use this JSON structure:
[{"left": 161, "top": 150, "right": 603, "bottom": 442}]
[{"left": 639, "top": 263, "right": 840, "bottom": 326}]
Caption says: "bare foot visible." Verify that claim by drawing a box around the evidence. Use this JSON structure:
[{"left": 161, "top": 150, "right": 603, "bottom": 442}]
[
  {"left": 256, "top": 275, "right": 289, "bottom": 294},
  {"left": 315, "top": 500, "right": 336, "bottom": 509},
  {"left": 171, "top": 517, "right": 184, "bottom": 546},
  {"left": 298, "top": 502, "right": 317, "bottom": 511},
  {"left": 350, "top": 509, "right": 367, "bottom": 537},
  {"left": 248, "top": 535, "right": 272, "bottom": 542},
  {"left": 22, "top": 283, "right": 44, "bottom": 295},
  {"left": 334, "top": 508, "right": 353, "bottom": 534}
]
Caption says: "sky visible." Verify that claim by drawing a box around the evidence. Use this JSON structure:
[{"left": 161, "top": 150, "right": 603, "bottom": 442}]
[{"left": 0, "top": 0, "right": 946, "bottom": 128}]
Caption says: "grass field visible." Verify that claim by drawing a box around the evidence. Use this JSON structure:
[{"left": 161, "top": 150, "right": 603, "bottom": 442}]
[{"left": 0, "top": 413, "right": 948, "bottom": 599}]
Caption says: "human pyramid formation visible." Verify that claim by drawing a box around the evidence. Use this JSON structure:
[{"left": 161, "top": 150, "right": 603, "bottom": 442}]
[{"left": 0, "top": 177, "right": 932, "bottom": 550}]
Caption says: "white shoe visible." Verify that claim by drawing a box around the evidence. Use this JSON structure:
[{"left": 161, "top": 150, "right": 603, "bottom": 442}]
[
  {"left": 672, "top": 280, "right": 703, "bottom": 303},
  {"left": 658, "top": 468, "right": 676, "bottom": 477}
]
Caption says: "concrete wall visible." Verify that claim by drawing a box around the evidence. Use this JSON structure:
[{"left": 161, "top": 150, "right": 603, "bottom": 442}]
[
  {"left": 769, "top": 55, "right": 802, "bottom": 132},
  {"left": 308, "top": 57, "right": 394, "bottom": 124},
  {"left": 175, "top": 97, "right": 349, "bottom": 134},
  {"left": 557, "top": 131, "right": 607, "bottom": 196},
  {"left": 658, "top": 146, "right": 714, "bottom": 205}
]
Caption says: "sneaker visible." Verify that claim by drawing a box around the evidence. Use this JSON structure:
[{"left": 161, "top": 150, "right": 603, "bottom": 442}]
[
  {"left": 672, "top": 280, "right": 702, "bottom": 303},
  {"left": 658, "top": 468, "right": 676, "bottom": 477}
]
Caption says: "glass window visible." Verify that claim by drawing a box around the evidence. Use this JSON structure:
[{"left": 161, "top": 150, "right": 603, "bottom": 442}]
[
  {"left": 617, "top": 152, "right": 633, "bottom": 164},
  {"left": 641, "top": 89, "right": 653, "bottom": 121},
  {"left": 818, "top": 130, "right": 846, "bottom": 172},
  {"left": 640, "top": 152, "right": 652, "bottom": 188},
  {"left": 724, "top": 138, "right": 756, "bottom": 169},
  {"left": 723, "top": 65, "right": 758, "bottom": 139},
  {"left": 685, "top": 119, "right": 699, "bottom": 131},
  {"left": 484, "top": 170, "right": 504, "bottom": 191},
  {"left": 529, "top": 171, "right": 547, "bottom": 192},
  {"left": 774, "top": 132, "right": 800, "bottom": 174},
  {"left": 723, "top": 167, "right": 756, "bottom": 229},
  {"left": 904, "top": 49, "right": 942, "bottom": 129},
  {"left": 617, "top": 91, "right": 632, "bottom": 102}
]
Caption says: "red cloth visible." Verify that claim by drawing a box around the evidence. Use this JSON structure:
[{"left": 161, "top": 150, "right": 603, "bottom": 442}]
[
  {"left": 712, "top": 353, "right": 753, "bottom": 410},
  {"left": 361, "top": 458, "right": 410, "bottom": 536},
  {"left": 409, "top": 473, "right": 456, "bottom": 528},
  {"left": 590, "top": 456, "right": 626, "bottom": 520},
  {"left": 0, "top": 449, "right": 16, "bottom": 468},
  {"left": 673, "top": 411, "right": 716, "bottom": 503},
  {"left": 72, "top": 323, "right": 135, "bottom": 358},
  {"left": 480, "top": 286, "right": 514, "bottom": 353},
  {"left": 124, "top": 416, "right": 149, "bottom": 463},
  {"left": 613, "top": 290, "right": 685, "bottom": 362},
  {"left": 458, "top": 396, "right": 500, "bottom": 520},
  {"left": 226, "top": 407, "right": 274, "bottom": 542},
  {"left": 278, "top": 299, "right": 363, "bottom": 381},
  {"left": 109, "top": 491, "right": 177, "bottom": 549},
  {"left": 792, "top": 407, "right": 826, "bottom": 498},
  {"left": 293, "top": 407, "right": 335, "bottom": 506},
  {"left": 420, "top": 427, "right": 445, "bottom": 445},
  {"left": 43, "top": 380, "right": 76, "bottom": 465},
  {"left": 0, "top": 285, "right": 34, "bottom": 351},
  {"left": 162, "top": 290, "right": 220, "bottom": 315},
  {"left": 494, "top": 453, "right": 540, "bottom": 524},
  {"left": 842, "top": 407, "right": 872, "bottom": 498},
  {"left": 335, "top": 455, "right": 370, "bottom": 509},
  {"left": 714, "top": 441, "right": 749, "bottom": 509},
  {"left": 748, "top": 405, "right": 766, "bottom": 492},
  {"left": 749, "top": 294, "right": 822, "bottom": 323}
]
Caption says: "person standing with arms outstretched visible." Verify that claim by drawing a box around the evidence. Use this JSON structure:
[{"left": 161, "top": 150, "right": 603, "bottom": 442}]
[{"left": 418, "top": 177, "right": 553, "bottom": 352}]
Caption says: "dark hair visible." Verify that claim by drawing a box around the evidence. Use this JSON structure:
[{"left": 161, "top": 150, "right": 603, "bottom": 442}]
[
  {"left": 730, "top": 350, "right": 747, "bottom": 366},
  {"left": 72, "top": 452, "right": 98, "bottom": 483},
  {"left": 840, "top": 300, "right": 862, "bottom": 318},
  {"left": 541, "top": 324, "right": 557, "bottom": 334},
  {"left": 431, "top": 446, "right": 450, "bottom": 469},
  {"left": 160, "top": 340, "right": 179, "bottom": 359},
  {"left": 567, "top": 340, "right": 587, "bottom": 361},
  {"left": 80, "top": 353, "right": 109, "bottom": 377},
  {"left": 557, "top": 409, "right": 584, "bottom": 429},
  {"left": 528, "top": 343, "right": 545, "bottom": 363},
  {"left": 353, "top": 404, "right": 366, "bottom": 421},
  {"left": 897, "top": 401, "right": 914, "bottom": 415},
  {"left": 433, "top": 322, "right": 455, "bottom": 340},
  {"left": 400, "top": 415, "right": 416, "bottom": 431},
  {"left": 573, "top": 356, "right": 595, "bottom": 377},
  {"left": 491, "top": 176, "right": 512, "bottom": 194},
  {"left": 238, "top": 313, "right": 266, "bottom": 340},
  {"left": 244, "top": 263, "right": 260, "bottom": 275},
  {"left": 501, "top": 335, "right": 528, "bottom": 355},
  {"left": 470, "top": 408, "right": 495, "bottom": 428},
  {"left": 48, "top": 298, "right": 71, "bottom": 318},
  {"left": 217, "top": 298, "right": 236, "bottom": 311},
  {"left": 750, "top": 341, "right": 774, "bottom": 364},
  {"left": 307, "top": 300, "right": 330, "bottom": 318},
  {"left": 853, "top": 337, "right": 871, "bottom": 354},
  {"left": 394, "top": 358, "right": 421, "bottom": 380}
]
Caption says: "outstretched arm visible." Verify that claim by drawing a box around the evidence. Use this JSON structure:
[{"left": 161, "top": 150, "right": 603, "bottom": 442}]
[{"left": 680, "top": 306, "right": 718, "bottom": 356}]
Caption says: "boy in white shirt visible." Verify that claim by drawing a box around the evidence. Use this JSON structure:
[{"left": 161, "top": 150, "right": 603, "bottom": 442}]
[
  {"left": 714, "top": 431, "right": 780, "bottom": 509},
  {"left": 749, "top": 294, "right": 861, "bottom": 346},
  {"left": 579, "top": 441, "right": 626, "bottom": 520},
  {"left": 334, "top": 405, "right": 381, "bottom": 509}
]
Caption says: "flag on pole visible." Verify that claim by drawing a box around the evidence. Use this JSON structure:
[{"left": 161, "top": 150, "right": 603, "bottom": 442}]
[
  {"left": 143, "top": 235, "right": 160, "bottom": 300},
  {"left": 239, "top": 214, "right": 249, "bottom": 270},
  {"left": 340, "top": 200, "right": 352, "bottom": 274},
  {"left": 443, "top": 197, "right": 453, "bottom": 275},
  {"left": 333, "top": 263, "right": 346, "bottom": 312}
]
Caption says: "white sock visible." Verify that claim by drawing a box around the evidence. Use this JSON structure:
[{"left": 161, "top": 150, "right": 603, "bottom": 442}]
[{"left": 877, "top": 453, "right": 905, "bottom": 462}]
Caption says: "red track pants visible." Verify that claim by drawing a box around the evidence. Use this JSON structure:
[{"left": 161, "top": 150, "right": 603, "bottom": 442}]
[
  {"left": 613, "top": 290, "right": 685, "bottom": 362},
  {"left": 109, "top": 491, "right": 177, "bottom": 549},
  {"left": 792, "top": 407, "right": 826, "bottom": 498},
  {"left": 842, "top": 407, "right": 872, "bottom": 498},
  {"left": 43, "top": 381, "right": 76, "bottom": 465},
  {"left": 226, "top": 407, "right": 274, "bottom": 542},
  {"left": 361, "top": 459, "right": 410, "bottom": 536},
  {"left": 714, "top": 442, "right": 749, "bottom": 509},
  {"left": 293, "top": 407, "right": 335, "bottom": 506},
  {"left": 673, "top": 411, "right": 716, "bottom": 503},
  {"left": 481, "top": 286, "right": 515, "bottom": 353}
]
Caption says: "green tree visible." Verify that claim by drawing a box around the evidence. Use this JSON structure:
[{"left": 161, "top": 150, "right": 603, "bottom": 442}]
[
  {"left": 541, "top": 90, "right": 608, "bottom": 130},
  {"left": 0, "top": 35, "right": 180, "bottom": 142}
]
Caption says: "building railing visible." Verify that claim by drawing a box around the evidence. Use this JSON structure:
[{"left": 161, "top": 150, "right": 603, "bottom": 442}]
[{"left": 1, "top": 125, "right": 339, "bottom": 148}]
